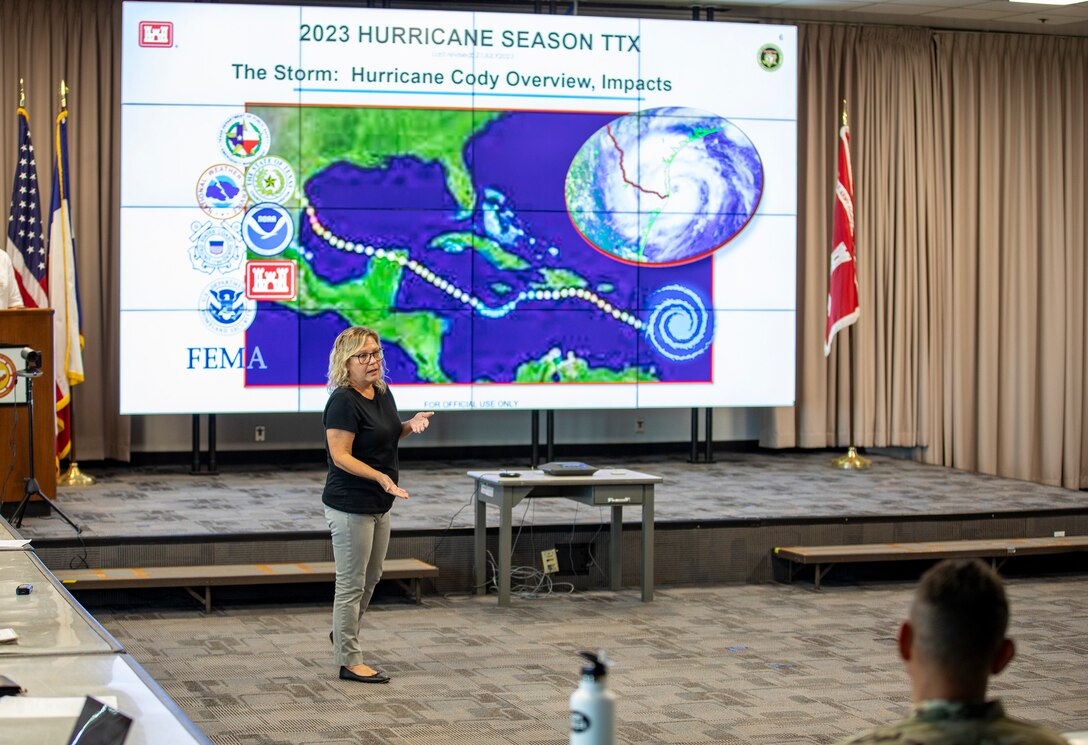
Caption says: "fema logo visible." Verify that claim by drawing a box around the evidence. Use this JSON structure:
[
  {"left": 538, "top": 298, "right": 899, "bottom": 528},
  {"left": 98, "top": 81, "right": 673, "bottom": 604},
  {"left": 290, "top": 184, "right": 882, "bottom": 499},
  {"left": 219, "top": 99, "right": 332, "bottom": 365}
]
[
  {"left": 241, "top": 203, "right": 294, "bottom": 256},
  {"left": 189, "top": 221, "right": 244, "bottom": 274},
  {"left": 219, "top": 113, "right": 270, "bottom": 165},
  {"left": 200, "top": 279, "right": 257, "bottom": 335},
  {"left": 197, "top": 164, "right": 247, "bottom": 220},
  {"left": 245, "top": 156, "right": 296, "bottom": 205}
]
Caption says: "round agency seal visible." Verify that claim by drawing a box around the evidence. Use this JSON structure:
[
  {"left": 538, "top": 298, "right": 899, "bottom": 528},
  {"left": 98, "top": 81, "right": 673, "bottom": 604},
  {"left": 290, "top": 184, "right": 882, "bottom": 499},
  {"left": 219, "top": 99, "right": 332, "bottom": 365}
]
[
  {"left": 241, "top": 202, "right": 294, "bottom": 257},
  {"left": 218, "top": 112, "right": 271, "bottom": 165},
  {"left": 188, "top": 221, "right": 244, "bottom": 274},
  {"left": 200, "top": 278, "right": 257, "bottom": 335},
  {"left": 0, "top": 352, "right": 17, "bottom": 398},
  {"left": 196, "top": 164, "right": 248, "bottom": 220},
  {"left": 245, "top": 156, "right": 296, "bottom": 205},
  {"left": 758, "top": 43, "right": 784, "bottom": 72}
]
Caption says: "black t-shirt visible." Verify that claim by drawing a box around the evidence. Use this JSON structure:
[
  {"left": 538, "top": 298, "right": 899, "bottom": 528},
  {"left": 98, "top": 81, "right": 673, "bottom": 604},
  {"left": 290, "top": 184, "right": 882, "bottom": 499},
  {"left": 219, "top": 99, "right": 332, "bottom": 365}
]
[{"left": 321, "top": 385, "right": 402, "bottom": 514}]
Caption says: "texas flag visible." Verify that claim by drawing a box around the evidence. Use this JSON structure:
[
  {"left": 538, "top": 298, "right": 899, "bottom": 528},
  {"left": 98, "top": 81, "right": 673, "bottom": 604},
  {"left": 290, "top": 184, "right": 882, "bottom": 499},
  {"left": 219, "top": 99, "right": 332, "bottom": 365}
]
[{"left": 48, "top": 106, "right": 85, "bottom": 462}]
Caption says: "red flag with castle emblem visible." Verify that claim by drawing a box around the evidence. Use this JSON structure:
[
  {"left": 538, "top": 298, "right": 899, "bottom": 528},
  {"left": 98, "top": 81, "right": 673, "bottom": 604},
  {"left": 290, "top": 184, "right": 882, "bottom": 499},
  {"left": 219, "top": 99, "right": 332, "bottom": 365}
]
[{"left": 824, "top": 115, "right": 859, "bottom": 356}]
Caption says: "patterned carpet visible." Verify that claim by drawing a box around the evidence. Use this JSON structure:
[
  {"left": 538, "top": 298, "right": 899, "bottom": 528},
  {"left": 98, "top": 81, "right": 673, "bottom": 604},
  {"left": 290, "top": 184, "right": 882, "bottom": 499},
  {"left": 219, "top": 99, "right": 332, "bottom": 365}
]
[
  {"left": 92, "top": 576, "right": 1088, "bottom": 744},
  {"left": 10, "top": 451, "right": 1086, "bottom": 540}
]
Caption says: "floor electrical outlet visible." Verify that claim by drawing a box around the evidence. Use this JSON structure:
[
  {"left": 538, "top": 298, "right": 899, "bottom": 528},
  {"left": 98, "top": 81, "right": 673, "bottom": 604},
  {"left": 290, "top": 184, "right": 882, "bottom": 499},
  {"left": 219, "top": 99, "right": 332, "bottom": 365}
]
[{"left": 541, "top": 549, "right": 559, "bottom": 574}]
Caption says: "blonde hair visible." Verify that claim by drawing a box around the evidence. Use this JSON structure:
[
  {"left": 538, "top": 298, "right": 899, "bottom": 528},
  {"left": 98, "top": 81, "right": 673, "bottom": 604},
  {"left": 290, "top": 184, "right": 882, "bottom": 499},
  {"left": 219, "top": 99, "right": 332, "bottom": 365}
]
[{"left": 326, "top": 326, "right": 388, "bottom": 393}]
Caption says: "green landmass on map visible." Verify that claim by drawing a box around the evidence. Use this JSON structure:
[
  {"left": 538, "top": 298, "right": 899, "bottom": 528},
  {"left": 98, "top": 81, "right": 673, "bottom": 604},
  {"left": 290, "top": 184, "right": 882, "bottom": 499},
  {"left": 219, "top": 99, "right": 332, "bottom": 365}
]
[
  {"left": 514, "top": 349, "right": 655, "bottom": 383},
  {"left": 246, "top": 105, "right": 648, "bottom": 386},
  {"left": 534, "top": 268, "right": 589, "bottom": 291},
  {"left": 250, "top": 106, "right": 503, "bottom": 213},
  {"left": 276, "top": 245, "right": 451, "bottom": 383},
  {"left": 429, "top": 232, "right": 530, "bottom": 271}
]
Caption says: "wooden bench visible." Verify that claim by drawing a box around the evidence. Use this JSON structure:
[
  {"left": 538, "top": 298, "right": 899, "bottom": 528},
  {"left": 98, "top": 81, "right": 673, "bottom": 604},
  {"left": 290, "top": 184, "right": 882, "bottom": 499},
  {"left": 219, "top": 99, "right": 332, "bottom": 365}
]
[
  {"left": 54, "top": 558, "right": 439, "bottom": 612},
  {"left": 774, "top": 536, "right": 1088, "bottom": 590}
]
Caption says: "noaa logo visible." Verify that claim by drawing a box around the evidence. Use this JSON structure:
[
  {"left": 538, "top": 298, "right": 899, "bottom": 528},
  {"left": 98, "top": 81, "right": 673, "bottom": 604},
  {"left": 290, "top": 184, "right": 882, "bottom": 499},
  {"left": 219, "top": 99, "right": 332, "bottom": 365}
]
[
  {"left": 196, "top": 164, "right": 247, "bottom": 220},
  {"left": 200, "top": 279, "right": 257, "bottom": 335},
  {"left": 218, "top": 113, "right": 270, "bottom": 165},
  {"left": 189, "top": 221, "right": 244, "bottom": 274},
  {"left": 245, "top": 156, "right": 296, "bottom": 205},
  {"left": 241, "top": 203, "right": 294, "bottom": 256},
  {"left": 758, "top": 43, "right": 783, "bottom": 72}
]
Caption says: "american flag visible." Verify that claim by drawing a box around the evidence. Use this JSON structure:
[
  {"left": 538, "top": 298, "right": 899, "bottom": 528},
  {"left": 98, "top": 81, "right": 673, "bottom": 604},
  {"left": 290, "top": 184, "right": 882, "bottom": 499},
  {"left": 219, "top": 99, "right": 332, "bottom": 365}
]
[{"left": 6, "top": 107, "right": 48, "bottom": 308}]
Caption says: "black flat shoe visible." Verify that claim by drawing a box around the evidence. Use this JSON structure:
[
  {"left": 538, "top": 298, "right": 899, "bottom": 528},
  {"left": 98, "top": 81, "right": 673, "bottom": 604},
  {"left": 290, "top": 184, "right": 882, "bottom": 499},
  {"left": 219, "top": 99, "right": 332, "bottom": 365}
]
[{"left": 339, "top": 666, "right": 389, "bottom": 684}]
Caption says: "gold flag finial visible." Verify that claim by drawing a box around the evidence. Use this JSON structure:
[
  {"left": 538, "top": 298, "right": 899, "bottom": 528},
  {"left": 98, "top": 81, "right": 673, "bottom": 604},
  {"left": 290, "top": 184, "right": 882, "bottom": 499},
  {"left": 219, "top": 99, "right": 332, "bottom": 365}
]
[
  {"left": 60, "top": 79, "right": 68, "bottom": 109},
  {"left": 19, "top": 78, "right": 25, "bottom": 108},
  {"left": 842, "top": 99, "right": 848, "bottom": 128}
]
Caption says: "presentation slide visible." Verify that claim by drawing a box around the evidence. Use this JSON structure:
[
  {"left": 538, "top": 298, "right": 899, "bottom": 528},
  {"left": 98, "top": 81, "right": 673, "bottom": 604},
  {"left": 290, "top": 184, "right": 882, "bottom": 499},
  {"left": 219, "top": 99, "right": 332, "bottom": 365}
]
[{"left": 119, "top": 1, "right": 797, "bottom": 414}]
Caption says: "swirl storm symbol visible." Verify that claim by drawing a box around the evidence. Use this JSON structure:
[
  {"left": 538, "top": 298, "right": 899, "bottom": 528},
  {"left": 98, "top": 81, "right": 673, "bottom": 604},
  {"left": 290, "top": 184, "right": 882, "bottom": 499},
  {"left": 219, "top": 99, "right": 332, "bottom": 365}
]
[{"left": 645, "top": 285, "right": 713, "bottom": 361}]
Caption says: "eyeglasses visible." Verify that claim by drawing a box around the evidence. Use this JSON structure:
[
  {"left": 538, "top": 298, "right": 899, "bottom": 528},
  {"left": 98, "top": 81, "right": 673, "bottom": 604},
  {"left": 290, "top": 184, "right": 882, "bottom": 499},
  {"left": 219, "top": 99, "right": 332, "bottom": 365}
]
[{"left": 351, "top": 349, "right": 383, "bottom": 363}]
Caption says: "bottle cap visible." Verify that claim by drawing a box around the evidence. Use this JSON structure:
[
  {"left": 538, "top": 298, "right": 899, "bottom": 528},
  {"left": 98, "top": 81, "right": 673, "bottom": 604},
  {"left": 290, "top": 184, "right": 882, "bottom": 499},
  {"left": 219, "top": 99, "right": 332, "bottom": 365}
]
[{"left": 579, "top": 650, "right": 610, "bottom": 680}]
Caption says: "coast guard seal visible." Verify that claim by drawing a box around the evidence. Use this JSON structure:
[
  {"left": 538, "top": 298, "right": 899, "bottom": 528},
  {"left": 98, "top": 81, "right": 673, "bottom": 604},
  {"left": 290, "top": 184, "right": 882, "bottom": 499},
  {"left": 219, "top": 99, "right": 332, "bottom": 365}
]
[{"left": 189, "top": 220, "right": 244, "bottom": 274}]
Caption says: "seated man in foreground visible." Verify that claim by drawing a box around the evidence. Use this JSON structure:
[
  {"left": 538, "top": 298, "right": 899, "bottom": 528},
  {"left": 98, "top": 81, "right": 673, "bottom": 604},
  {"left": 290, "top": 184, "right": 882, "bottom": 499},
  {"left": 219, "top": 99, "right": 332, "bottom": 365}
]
[{"left": 837, "top": 558, "right": 1068, "bottom": 745}]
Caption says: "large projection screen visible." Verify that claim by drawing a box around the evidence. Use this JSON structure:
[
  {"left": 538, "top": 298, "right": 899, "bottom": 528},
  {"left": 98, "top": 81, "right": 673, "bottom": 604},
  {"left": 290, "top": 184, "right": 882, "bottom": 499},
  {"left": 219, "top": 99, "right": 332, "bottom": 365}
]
[{"left": 120, "top": 2, "right": 797, "bottom": 414}]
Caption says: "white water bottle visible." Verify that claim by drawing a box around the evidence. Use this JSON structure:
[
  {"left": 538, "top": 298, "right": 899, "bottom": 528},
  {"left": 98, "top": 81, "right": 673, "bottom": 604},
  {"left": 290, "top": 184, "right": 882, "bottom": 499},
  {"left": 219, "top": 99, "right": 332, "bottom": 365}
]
[{"left": 569, "top": 650, "right": 615, "bottom": 745}]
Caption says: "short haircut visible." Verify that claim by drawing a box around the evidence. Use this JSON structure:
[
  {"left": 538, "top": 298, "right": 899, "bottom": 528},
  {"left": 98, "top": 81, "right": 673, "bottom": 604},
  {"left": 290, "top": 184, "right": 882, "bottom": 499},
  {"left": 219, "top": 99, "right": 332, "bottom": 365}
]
[
  {"left": 326, "top": 326, "right": 388, "bottom": 393},
  {"left": 909, "top": 559, "right": 1009, "bottom": 680}
]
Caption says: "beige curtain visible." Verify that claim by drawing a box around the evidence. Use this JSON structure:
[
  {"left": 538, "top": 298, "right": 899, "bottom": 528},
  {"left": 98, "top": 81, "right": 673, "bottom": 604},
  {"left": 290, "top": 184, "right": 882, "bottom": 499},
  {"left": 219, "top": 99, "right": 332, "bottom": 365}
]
[
  {"left": 0, "top": 0, "right": 128, "bottom": 461},
  {"left": 763, "top": 24, "right": 1088, "bottom": 489},
  {"left": 4, "top": 4, "right": 1087, "bottom": 487},
  {"left": 930, "top": 33, "right": 1088, "bottom": 487},
  {"left": 762, "top": 25, "right": 938, "bottom": 450}
]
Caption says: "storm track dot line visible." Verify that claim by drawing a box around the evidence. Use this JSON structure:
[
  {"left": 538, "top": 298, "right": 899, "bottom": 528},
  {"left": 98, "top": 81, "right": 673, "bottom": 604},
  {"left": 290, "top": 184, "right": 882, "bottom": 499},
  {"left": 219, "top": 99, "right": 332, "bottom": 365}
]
[{"left": 303, "top": 203, "right": 646, "bottom": 331}]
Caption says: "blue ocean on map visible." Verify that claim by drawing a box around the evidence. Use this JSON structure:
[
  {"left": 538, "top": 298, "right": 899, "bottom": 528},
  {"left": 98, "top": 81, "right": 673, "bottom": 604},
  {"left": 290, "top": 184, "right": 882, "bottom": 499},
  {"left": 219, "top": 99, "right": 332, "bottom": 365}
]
[{"left": 245, "top": 110, "right": 722, "bottom": 390}]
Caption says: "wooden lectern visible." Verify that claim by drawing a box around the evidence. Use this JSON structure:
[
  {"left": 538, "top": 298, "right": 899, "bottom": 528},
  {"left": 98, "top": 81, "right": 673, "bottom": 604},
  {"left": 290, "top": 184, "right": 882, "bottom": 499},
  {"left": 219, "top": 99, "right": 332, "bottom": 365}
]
[{"left": 0, "top": 308, "right": 56, "bottom": 508}]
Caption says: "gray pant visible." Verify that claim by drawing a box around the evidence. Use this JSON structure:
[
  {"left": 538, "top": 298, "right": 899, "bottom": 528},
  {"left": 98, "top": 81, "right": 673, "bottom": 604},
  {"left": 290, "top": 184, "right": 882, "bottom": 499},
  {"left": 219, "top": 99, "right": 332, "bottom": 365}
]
[{"left": 324, "top": 505, "right": 391, "bottom": 668}]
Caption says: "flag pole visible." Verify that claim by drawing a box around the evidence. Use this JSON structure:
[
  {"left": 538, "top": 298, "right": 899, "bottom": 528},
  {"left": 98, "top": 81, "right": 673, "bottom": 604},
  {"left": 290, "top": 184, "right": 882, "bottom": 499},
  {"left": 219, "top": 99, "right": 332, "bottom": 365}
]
[
  {"left": 52, "top": 79, "right": 94, "bottom": 487},
  {"left": 828, "top": 99, "right": 869, "bottom": 470},
  {"left": 58, "top": 390, "right": 95, "bottom": 485}
]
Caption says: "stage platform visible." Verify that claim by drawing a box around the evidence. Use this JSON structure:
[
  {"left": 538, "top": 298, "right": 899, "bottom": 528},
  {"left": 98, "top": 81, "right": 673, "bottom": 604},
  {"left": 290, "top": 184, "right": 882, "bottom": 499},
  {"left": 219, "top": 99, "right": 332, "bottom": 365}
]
[{"left": 9, "top": 450, "right": 1088, "bottom": 592}]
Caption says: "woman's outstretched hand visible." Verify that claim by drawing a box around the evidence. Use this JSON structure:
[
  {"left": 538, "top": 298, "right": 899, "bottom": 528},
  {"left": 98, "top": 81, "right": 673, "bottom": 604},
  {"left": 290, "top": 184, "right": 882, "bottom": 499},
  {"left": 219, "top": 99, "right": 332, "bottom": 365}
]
[{"left": 408, "top": 411, "right": 434, "bottom": 434}]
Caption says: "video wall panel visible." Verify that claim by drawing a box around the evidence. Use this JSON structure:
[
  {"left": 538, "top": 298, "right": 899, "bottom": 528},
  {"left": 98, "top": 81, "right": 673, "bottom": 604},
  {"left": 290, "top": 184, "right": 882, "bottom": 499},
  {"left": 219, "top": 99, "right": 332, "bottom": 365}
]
[{"left": 120, "top": 1, "right": 797, "bottom": 413}]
